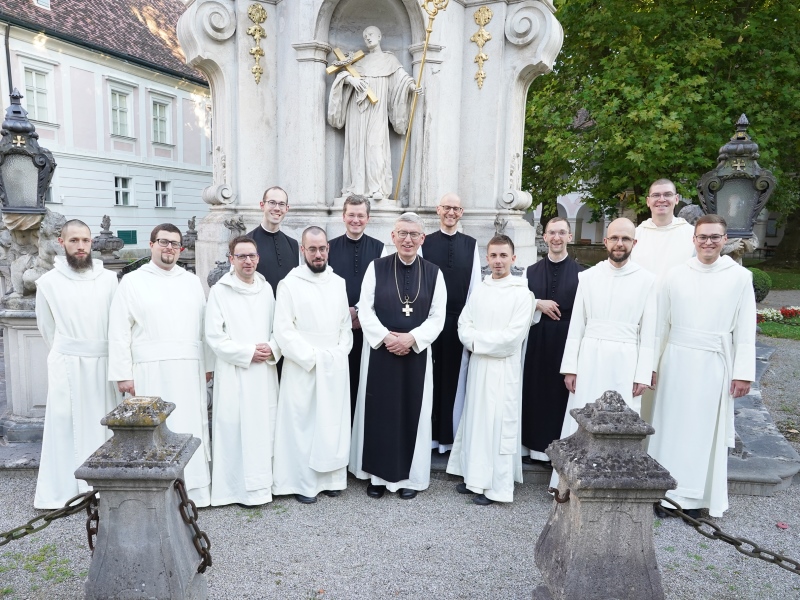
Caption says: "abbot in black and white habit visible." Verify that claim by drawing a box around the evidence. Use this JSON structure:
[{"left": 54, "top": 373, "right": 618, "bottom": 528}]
[{"left": 349, "top": 254, "right": 447, "bottom": 492}]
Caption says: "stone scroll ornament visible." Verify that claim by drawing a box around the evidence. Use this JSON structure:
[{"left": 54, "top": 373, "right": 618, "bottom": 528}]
[
  {"left": 470, "top": 6, "right": 493, "bottom": 89},
  {"left": 247, "top": 4, "right": 267, "bottom": 84}
]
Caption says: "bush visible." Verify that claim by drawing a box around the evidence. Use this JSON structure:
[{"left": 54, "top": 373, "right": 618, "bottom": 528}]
[{"left": 748, "top": 267, "right": 772, "bottom": 303}]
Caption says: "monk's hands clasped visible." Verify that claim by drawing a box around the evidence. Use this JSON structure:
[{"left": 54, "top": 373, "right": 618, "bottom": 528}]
[
  {"left": 730, "top": 379, "right": 751, "bottom": 398},
  {"left": 117, "top": 380, "right": 135, "bottom": 396},
  {"left": 252, "top": 343, "right": 273, "bottom": 363},
  {"left": 384, "top": 332, "right": 415, "bottom": 356},
  {"left": 537, "top": 299, "right": 561, "bottom": 320},
  {"left": 349, "top": 307, "right": 361, "bottom": 330}
]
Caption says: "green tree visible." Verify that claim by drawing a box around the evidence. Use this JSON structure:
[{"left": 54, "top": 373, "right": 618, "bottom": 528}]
[{"left": 523, "top": 0, "right": 800, "bottom": 232}]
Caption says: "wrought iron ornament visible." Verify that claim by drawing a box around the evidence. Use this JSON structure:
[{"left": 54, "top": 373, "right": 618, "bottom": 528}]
[{"left": 697, "top": 114, "right": 776, "bottom": 238}]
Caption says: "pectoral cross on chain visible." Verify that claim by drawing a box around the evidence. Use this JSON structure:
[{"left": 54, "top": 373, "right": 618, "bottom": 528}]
[
  {"left": 326, "top": 48, "right": 378, "bottom": 105},
  {"left": 402, "top": 302, "right": 413, "bottom": 317}
]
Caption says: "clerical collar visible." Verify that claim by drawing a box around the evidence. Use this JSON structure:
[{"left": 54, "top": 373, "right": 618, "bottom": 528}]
[
  {"left": 440, "top": 228, "right": 458, "bottom": 236},
  {"left": 259, "top": 224, "right": 281, "bottom": 235},
  {"left": 547, "top": 253, "right": 569, "bottom": 263},
  {"left": 345, "top": 232, "right": 364, "bottom": 242},
  {"left": 398, "top": 255, "right": 417, "bottom": 266}
]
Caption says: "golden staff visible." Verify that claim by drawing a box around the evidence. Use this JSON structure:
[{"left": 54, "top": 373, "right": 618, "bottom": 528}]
[{"left": 394, "top": 0, "right": 449, "bottom": 203}]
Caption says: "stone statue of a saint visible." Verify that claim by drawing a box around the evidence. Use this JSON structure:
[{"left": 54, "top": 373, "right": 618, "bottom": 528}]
[{"left": 327, "top": 26, "right": 421, "bottom": 200}]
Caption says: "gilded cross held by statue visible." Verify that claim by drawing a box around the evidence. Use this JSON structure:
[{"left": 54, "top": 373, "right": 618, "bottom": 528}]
[
  {"left": 327, "top": 48, "right": 378, "bottom": 105},
  {"left": 402, "top": 302, "right": 413, "bottom": 317}
]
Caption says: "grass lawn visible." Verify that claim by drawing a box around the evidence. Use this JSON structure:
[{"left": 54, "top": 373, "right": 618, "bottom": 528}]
[
  {"left": 759, "top": 322, "right": 800, "bottom": 340},
  {"left": 765, "top": 271, "right": 800, "bottom": 290}
]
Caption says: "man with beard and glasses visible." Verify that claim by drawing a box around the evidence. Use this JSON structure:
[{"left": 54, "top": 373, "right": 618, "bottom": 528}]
[
  {"left": 550, "top": 218, "right": 657, "bottom": 487},
  {"left": 108, "top": 223, "right": 215, "bottom": 507},
  {"left": 271, "top": 227, "right": 353, "bottom": 504},
  {"left": 33, "top": 219, "right": 121, "bottom": 508}
]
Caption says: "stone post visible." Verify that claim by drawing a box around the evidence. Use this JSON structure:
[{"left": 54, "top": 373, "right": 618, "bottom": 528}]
[
  {"left": 533, "top": 391, "right": 677, "bottom": 600},
  {"left": 91, "top": 215, "right": 127, "bottom": 274},
  {"left": 75, "top": 396, "right": 207, "bottom": 600}
]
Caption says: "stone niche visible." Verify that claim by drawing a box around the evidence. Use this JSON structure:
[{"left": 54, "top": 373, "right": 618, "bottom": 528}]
[{"left": 177, "top": 0, "right": 563, "bottom": 286}]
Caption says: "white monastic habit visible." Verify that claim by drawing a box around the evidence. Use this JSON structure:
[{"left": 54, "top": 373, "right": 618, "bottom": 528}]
[
  {"left": 271, "top": 265, "right": 352, "bottom": 498},
  {"left": 649, "top": 256, "right": 755, "bottom": 517},
  {"left": 34, "top": 257, "right": 121, "bottom": 509},
  {"left": 631, "top": 217, "right": 695, "bottom": 282},
  {"left": 446, "top": 274, "right": 533, "bottom": 502},
  {"left": 349, "top": 260, "right": 447, "bottom": 493},
  {"left": 205, "top": 271, "right": 281, "bottom": 506},
  {"left": 108, "top": 262, "right": 214, "bottom": 506},
  {"left": 551, "top": 259, "right": 657, "bottom": 488}
]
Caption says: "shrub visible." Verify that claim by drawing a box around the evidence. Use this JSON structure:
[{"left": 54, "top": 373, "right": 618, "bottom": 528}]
[{"left": 748, "top": 268, "right": 772, "bottom": 303}]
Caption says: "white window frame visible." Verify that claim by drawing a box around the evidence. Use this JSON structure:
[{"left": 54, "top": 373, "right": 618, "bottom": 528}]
[
  {"left": 114, "top": 176, "right": 134, "bottom": 206},
  {"left": 155, "top": 180, "right": 172, "bottom": 208},
  {"left": 152, "top": 100, "right": 170, "bottom": 144},
  {"left": 24, "top": 67, "right": 50, "bottom": 122},
  {"left": 110, "top": 90, "right": 132, "bottom": 138},
  {"left": 17, "top": 55, "right": 58, "bottom": 124}
]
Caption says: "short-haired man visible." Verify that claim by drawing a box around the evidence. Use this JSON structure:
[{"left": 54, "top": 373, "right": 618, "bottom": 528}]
[
  {"left": 109, "top": 223, "right": 215, "bottom": 506},
  {"left": 421, "top": 193, "right": 481, "bottom": 452},
  {"left": 552, "top": 218, "right": 657, "bottom": 487},
  {"left": 650, "top": 215, "right": 755, "bottom": 519},
  {"left": 447, "top": 235, "right": 533, "bottom": 505},
  {"left": 33, "top": 220, "right": 121, "bottom": 508},
  {"left": 272, "top": 227, "right": 353, "bottom": 504},
  {"left": 248, "top": 186, "right": 300, "bottom": 296},
  {"left": 350, "top": 212, "right": 446, "bottom": 500},
  {"left": 328, "top": 195, "right": 385, "bottom": 419},
  {"left": 521, "top": 217, "right": 584, "bottom": 466},
  {"left": 206, "top": 235, "right": 281, "bottom": 507}
]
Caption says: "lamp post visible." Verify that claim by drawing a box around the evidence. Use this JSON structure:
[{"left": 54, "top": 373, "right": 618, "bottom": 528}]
[
  {"left": 0, "top": 88, "right": 56, "bottom": 226},
  {"left": 697, "top": 114, "right": 776, "bottom": 239}
]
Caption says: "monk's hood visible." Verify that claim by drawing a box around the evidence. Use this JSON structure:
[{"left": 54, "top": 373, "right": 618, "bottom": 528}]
[
  {"left": 638, "top": 217, "right": 690, "bottom": 231},
  {"left": 287, "top": 263, "right": 335, "bottom": 284},
  {"left": 51, "top": 255, "right": 106, "bottom": 281},
  {"left": 686, "top": 255, "right": 737, "bottom": 273},
  {"left": 217, "top": 270, "right": 267, "bottom": 295},
  {"left": 482, "top": 273, "right": 529, "bottom": 288}
]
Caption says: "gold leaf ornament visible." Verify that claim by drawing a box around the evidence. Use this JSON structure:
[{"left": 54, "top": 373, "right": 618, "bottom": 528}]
[
  {"left": 247, "top": 4, "right": 268, "bottom": 84},
  {"left": 470, "top": 6, "right": 493, "bottom": 89}
]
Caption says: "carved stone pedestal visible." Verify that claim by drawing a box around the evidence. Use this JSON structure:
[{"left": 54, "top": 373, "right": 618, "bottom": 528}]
[
  {"left": 533, "top": 391, "right": 677, "bottom": 600},
  {"left": 0, "top": 310, "right": 47, "bottom": 441},
  {"left": 76, "top": 396, "right": 207, "bottom": 600}
]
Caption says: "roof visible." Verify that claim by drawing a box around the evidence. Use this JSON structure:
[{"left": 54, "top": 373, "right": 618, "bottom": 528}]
[{"left": 0, "top": 0, "right": 206, "bottom": 85}]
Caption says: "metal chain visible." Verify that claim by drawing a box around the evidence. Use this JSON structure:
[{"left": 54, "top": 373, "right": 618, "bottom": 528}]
[
  {"left": 0, "top": 490, "right": 98, "bottom": 548},
  {"left": 659, "top": 497, "right": 800, "bottom": 576},
  {"left": 173, "top": 478, "right": 212, "bottom": 573},
  {"left": 85, "top": 493, "right": 99, "bottom": 552}
]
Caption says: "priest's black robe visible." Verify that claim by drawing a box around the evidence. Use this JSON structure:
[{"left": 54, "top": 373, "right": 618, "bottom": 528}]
[
  {"left": 521, "top": 255, "right": 584, "bottom": 455},
  {"left": 422, "top": 230, "right": 477, "bottom": 447},
  {"left": 247, "top": 226, "right": 299, "bottom": 297},
  {"left": 328, "top": 233, "right": 385, "bottom": 419}
]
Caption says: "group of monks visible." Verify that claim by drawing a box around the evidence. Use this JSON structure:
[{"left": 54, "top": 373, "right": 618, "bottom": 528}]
[{"left": 33, "top": 178, "right": 754, "bottom": 518}]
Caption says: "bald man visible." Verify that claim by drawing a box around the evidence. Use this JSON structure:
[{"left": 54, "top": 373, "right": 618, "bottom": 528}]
[
  {"left": 420, "top": 193, "right": 481, "bottom": 453},
  {"left": 554, "top": 218, "right": 657, "bottom": 467}
]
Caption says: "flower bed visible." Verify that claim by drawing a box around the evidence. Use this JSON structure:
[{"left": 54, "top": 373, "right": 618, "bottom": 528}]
[{"left": 757, "top": 306, "right": 800, "bottom": 324}]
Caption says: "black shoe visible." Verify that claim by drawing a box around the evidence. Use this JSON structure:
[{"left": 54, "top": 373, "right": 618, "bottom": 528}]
[
  {"left": 472, "top": 494, "right": 494, "bottom": 506},
  {"left": 653, "top": 503, "right": 672, "bottom": 519},
  {"left": 683, "top": 508, "right": 703, "bottom": 520},
  {"left": 456, "top": 482, "right": 475, "bottom": 495},
  {"left": 235, "top": 503, "right": 261, "bottom": 509},
  {"left": 366, "top": 484, "right": 386, "bottom": 499},
  {"left": 521, "top": 456, "right": 535, "bottom": 464},
  {"left": 322, "top": 490, "right": 341, "bottom": 497},
  {"left": 294, "top": 494, "right": 317, "bottom": 504},
  {"left": 398, "top": 488, "right": 417, "bottom": 500}
]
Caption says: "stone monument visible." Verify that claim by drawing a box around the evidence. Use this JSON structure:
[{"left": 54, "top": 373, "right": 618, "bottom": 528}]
[
  {"left": 176, "top": 0, "right": 563, "bottom": 286},
  {"left": 91, "top": 215, "right": 127, "bottom": 274}
]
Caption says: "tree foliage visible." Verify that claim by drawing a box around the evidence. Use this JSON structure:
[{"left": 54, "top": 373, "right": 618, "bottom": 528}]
[{"left": 523, "top": 0, "right": 800, "bottom": 223}]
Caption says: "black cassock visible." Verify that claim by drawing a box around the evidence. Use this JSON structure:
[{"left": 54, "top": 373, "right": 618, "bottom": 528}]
[
  {"left": 361, "top": 255, "right": 440, "bottom": 483},
  {"left": 521, "top": 255, "right": 584, "bottom": 454},
  {"left": 247, "top": 226, "right": 299, "bottom": 297},
  {"left": 328, "top": 233, "right": 384, "bottom": 420},
  {"left": 422, "top": 230, "right": 476, "bottom": 446}
]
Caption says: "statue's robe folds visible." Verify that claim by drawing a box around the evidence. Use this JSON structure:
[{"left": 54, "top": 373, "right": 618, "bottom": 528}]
[
  {"left": 108, "top": 262, "right": 215, "bottom": 506},
  {"left": 649, "top": 256, "right": 755, "bottom": 517},
  {"left": 349, "top": 255, "right": 446, "bottom": 492},
  {"left": 34, "top": 257, "right": 121, "bottom": 509},
  {"left": 205, "top": 272, "right": 281, "bottom": 507},
  {"left": 551, "top": 260, "right": 656, "bottom": 487},
  {"left": 327, "top": 52, "right": 416, "bottom": 198},
  {"left": 630, "top": 216, "right": 695, "bottom": 430},
  {"left": 421, "top": 230, "right": 481, "bottom": 451},
  {"left": 271, "top": 265, "right": 352, "bottom": 498},
  {"left": 521, "top": 255, "right": 583, "bottom": 461},
  {"left": 446, "top": 274, "right": 533, "bottom": 502},
  {"left": 328, "top": 232, "right": 385, "bottom": 419}
]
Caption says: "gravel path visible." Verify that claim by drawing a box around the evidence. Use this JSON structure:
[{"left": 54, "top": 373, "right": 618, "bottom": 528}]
[
  {"left": 2, "top": 466, "right": 799, "bottom": 599},
  {"left": 758, "top": 289, "right": 800, "bottom": 310}
]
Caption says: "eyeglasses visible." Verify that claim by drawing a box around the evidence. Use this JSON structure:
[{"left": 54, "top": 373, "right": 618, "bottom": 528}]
[
  {"left": 607, "top": 236, "right": 634, "bottom": 244},
  {"left": 439, "top": 206, "right": 463, "bottom": 214},
  {"left": 304, "top": 247, "right": 328, "bottom": 255},
  {"left": 395, "top": 230, "right": 422, "bottom": 240},
  {"left": 233, "top": 253, "right": 258, "bottom": 261},
  {"left": 648, "top": 192, "right": 676, "bottom": 199},
  {"left": 694, "top": 234, "right": 725, "bottom": 243},
  {"left": 265, "top": 200, "right": 288, "bottom": 210},
  {"left": 546, "top": 230, "right": 570, "bottom": 237},
  {"left": 155, "top": 239, "right": 182, "bottom": 249}
]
